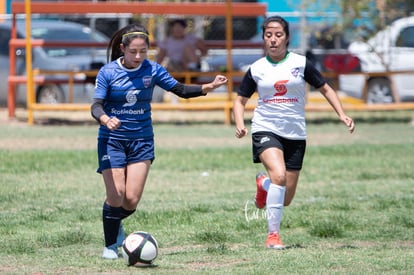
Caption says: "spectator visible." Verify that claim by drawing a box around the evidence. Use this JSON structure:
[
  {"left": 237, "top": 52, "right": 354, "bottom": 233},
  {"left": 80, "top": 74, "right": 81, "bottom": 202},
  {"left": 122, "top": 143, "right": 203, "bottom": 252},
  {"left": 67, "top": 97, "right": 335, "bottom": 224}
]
[{"left": 157, "top": 19, "right": 207, "bottom": 72}]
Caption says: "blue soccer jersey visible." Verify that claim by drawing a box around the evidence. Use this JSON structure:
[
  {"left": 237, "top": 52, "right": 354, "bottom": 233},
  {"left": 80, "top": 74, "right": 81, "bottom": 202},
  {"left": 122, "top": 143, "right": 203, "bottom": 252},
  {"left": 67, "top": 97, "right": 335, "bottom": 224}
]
[{"left": 94, "top": 58, "right": 178, "bottom": 140}]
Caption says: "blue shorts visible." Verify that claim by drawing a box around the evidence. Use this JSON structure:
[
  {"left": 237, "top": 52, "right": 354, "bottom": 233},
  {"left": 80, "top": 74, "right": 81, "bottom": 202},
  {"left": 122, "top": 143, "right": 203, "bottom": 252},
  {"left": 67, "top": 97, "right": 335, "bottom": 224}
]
[
  {"left": 252, "top": 131, "right": 306, "bottom": 170},
  {"left": 97, "top": 138, "right": 155, "bottom": 173}
]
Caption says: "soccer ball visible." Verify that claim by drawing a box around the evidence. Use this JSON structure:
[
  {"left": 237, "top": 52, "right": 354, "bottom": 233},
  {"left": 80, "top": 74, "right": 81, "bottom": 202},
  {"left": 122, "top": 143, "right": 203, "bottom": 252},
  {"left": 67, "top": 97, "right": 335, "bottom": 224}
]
[{"left": 121, "top": 231, "right": 158, "bottom": 266}]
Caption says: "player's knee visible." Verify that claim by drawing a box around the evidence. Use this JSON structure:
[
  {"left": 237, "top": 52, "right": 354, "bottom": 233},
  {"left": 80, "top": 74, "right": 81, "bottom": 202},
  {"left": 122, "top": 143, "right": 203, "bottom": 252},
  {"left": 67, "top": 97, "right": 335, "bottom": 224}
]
[
  {"left": 123, "top": 196, "right": 140, "bottom": 209},
  {"left": 269, "top": 174, "right": 286, "bottom": 186}
]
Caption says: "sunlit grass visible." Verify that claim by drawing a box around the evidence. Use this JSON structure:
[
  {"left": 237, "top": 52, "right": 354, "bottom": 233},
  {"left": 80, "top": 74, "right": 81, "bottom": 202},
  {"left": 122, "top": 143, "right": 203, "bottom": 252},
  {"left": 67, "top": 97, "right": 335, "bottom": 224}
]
[{"left": 0, "top": 120, "right": 413, "bottom": 274}]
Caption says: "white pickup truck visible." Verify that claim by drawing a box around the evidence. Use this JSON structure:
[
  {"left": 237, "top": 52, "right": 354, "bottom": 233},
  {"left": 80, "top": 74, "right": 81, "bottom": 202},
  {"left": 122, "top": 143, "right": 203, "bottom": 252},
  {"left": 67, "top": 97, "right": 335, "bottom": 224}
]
[{"left": 339, "top": 16, "right": 414, "bottom": 103}]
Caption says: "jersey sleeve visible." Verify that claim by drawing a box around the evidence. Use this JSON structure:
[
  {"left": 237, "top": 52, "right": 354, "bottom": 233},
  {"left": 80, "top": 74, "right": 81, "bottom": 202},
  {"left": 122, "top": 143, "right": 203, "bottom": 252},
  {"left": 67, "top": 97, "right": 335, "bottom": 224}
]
[
  {"left": 304, "top": 59, "right": 326, "bottom": 89},
  {"left": 237, "top": 68, "right": 257, "bottom": 98},
  {"left": 93, "top": 66, "right": 111, "bottom": 100},
  {"left": 154, "top": 64, "right": 179, "bottom": 91}
]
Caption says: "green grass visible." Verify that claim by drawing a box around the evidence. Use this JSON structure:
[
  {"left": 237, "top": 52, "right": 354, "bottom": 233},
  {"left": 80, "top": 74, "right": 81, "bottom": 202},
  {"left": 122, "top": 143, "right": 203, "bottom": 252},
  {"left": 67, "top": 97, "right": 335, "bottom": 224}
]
[{"left": 0, "top": 116, "right": 413, "bottom": 274}]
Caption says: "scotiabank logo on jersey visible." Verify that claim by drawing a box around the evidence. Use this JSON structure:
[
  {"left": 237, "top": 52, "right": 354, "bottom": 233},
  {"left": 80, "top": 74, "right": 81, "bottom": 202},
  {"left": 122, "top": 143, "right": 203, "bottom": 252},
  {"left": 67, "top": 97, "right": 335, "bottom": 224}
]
[
  {"left": 263, "top": 79, "right": 299, "bottom": 104},
  {"left": 273, "top": 80, "right": 288, "bottom": 96}
]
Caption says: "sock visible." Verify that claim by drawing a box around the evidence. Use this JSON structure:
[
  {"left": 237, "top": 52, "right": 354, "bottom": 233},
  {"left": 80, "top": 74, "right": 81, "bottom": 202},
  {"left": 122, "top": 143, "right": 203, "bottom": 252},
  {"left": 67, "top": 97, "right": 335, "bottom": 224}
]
[
  {"left": 262, "top": 177, "right": 271, "bottom": 192},
  {"left": 102, "top": 202, "right": 122, "bottom": 248},
  {"left": 120, "top": 207, "right": 136, "bottom": 220},
  {"left": 266, "top": 184, "right": 286, "bottom": 234}
]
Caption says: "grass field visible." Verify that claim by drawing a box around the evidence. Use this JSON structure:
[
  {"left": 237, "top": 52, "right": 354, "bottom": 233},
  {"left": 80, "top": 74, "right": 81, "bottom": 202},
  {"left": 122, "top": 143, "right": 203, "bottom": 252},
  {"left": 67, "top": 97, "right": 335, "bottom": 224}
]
[{"left": 0, "top": 111, "right": 413, "bottom": 274}]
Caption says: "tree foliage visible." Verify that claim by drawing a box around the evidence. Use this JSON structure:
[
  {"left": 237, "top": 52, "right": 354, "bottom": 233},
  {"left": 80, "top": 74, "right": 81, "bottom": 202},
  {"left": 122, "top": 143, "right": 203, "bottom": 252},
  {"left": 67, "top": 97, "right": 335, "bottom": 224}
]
[
  {"left": 305, "top": 0, "right": 414, "bottom": 48},
  {"left": 341, "top": 0, "right": 413, "bottom": 34}
]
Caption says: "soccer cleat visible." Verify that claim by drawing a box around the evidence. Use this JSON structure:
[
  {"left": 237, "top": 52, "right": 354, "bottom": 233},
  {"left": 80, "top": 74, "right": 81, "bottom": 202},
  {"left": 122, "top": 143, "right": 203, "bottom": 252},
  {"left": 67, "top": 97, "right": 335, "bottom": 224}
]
[
  {"left": 116, "top": 223, "right": 126, "bottom": 247},
  {"left": 266, "top": 232, "right": 285, "bottom": 250},
  {"left": 255, "top": 172, "right": 268, "bottom": 209},
  {"left": 102, "top": 246, "right": 119, "bottom": 259}
]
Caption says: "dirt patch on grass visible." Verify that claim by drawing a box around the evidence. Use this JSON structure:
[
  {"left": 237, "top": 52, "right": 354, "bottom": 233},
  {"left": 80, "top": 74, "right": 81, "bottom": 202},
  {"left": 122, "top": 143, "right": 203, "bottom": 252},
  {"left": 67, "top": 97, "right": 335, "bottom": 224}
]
[
  {"left": 0, "top": 135, "right": 97, "bottom": 151},
  {"left": 1, "top": 108, "right": 413, "bottom": 150}
]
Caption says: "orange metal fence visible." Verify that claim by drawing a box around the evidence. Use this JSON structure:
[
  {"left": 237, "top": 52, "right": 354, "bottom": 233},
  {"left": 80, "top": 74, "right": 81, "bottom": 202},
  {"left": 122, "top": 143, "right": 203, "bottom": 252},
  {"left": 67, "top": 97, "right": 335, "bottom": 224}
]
[
  {"left": 8, "top": 1, "right": 267, "bottom": 125},
  {"left": 19, "top": 68, "right": 414, "bottom": 125},
  {"left": 8, "top": 1, "right": 414, "bottom": 125}
]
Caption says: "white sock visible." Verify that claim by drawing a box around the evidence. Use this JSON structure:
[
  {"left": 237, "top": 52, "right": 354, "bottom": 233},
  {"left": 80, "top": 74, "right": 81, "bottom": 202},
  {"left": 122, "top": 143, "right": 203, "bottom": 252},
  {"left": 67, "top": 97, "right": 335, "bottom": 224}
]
[{"left": 266, "top": 184, "right": 286, "bottom": 233}]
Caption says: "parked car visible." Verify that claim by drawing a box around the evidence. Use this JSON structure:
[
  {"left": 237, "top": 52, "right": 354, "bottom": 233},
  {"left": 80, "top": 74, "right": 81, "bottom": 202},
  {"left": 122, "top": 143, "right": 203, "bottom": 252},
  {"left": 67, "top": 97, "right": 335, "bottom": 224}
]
[
  {"left": 199, "top": 34, "right": 265, "bottom": 93},
  {"left": 305, "top": 26, "right": 362, "bottom": 75},
  {"left": 201, "top": 48, "right": 263, "bottom": 72},
  {"left": 0, "top": 19, "right": 108, "bottom": 106},
  {"left": 339, "top": 16, "right": 414, "bottom": 103}
]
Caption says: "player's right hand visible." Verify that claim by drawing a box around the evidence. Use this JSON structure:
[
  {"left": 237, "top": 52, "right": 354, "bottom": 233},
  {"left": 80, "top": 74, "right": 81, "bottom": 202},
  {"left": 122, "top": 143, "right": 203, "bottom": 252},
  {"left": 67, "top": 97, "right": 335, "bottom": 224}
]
[
  {"left": 235, "top": 127, "right": 248, "bottom": 138},
  {"left": 106, "top": 117, "right": 121, "bottom": 130}
]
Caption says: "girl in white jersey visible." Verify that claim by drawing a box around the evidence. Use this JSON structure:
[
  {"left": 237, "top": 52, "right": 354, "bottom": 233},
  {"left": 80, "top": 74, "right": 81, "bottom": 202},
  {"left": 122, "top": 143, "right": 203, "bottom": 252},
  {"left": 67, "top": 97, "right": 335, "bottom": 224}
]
[
  {"left": 91, "top": 24, "right": 227, "bottom": 259},
  {"left": 233, "top": 16, "right": 355, "bottom": 249}
]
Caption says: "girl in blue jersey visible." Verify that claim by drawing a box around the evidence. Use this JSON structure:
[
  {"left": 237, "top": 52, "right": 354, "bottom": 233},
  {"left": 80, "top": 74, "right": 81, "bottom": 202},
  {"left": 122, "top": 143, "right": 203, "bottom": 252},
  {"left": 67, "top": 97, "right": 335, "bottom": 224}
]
[
  {"left": 91, "top": 24, "right": 227, "bottom": 259},
  {"left": 233, "top": 16, "right": 355, "bottom": 249}
]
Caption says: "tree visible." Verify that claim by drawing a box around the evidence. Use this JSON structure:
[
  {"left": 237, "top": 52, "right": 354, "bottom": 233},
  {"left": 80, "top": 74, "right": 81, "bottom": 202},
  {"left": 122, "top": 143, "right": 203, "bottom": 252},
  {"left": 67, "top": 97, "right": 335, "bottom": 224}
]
[{"left": 330, "top": 0, "right": 413, "bottom": 41}]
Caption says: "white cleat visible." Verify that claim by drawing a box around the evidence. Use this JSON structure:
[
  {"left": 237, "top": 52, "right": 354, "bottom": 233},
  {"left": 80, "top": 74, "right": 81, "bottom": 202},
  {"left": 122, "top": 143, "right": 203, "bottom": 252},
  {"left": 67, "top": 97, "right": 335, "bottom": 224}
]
[{"left": 102, "top": 247, "right": 118, "bottom": 259}]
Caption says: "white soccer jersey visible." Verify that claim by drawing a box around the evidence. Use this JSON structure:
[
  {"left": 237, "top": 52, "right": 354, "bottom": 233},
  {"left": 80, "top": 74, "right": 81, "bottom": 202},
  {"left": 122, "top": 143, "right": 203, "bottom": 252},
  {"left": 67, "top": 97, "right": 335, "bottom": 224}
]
[{"left": 239, "top": 52, "right": 325, "bottom": 140}]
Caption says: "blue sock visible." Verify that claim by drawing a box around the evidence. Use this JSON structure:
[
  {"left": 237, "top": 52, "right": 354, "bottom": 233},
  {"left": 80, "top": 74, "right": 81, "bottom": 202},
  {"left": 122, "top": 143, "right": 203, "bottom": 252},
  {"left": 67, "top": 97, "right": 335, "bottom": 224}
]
[
  {"left": 262, "top": 177, "right": 271, "bottom": 192},
  {"left": 266, "top": 184, "right": 286, "bottom": 233},
  {"left": 102, "top": 202, "right": 122, "bottom": 248}
]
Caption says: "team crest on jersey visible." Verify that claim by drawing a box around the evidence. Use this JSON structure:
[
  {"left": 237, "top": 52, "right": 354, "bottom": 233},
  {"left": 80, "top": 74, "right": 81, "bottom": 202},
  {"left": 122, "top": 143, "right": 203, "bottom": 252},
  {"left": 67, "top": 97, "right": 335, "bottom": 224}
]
[
  {"left": 142, "top": 76, "right": 152, "bottom": 88},
  {"left": 291, "top": 67, "right": 300, "bottom": 78}
]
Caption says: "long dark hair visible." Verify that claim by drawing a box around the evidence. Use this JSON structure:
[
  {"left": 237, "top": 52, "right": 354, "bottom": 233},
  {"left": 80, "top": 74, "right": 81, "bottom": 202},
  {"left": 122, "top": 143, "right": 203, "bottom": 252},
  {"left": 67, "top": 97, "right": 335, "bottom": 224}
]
[
  {"left": 107, "top": 24, "right": 150, "bottom": 62},
  {"left": 261, "top": 15, "right": 290, "bottom": 47}
]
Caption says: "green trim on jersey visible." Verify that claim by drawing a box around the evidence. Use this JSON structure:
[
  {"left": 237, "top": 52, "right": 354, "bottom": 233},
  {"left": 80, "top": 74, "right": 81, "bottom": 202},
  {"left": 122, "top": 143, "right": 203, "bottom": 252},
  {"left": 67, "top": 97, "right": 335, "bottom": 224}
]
[{"left": 266, "top": 51, "right": 290, "bottom": 64}]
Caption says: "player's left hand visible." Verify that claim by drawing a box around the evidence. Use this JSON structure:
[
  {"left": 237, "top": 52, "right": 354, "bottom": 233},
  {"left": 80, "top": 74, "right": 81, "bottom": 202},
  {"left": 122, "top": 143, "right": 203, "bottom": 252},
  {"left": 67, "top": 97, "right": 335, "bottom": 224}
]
[
  {"left": 212, "top": 75, "right": 228, "bottom": 88},
  {"left": 341, "top": 115, "right": 355, "bottom": 133},
  {"left": 202, "top": 75, "right": 228, "bottom": 94}
]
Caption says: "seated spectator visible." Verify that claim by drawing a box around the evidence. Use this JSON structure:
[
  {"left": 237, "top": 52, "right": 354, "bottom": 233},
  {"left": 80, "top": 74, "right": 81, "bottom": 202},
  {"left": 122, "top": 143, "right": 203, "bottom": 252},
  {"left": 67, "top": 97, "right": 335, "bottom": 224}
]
[{"left": 157, "top": 19, "right": 207, "bottom": 72}]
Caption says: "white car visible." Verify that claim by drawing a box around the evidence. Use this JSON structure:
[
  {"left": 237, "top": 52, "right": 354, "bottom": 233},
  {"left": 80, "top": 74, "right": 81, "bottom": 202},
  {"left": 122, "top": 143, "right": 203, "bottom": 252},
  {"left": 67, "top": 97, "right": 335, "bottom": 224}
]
[{"left": 339, "top": 16, "right": 414, "bottom": 103}]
